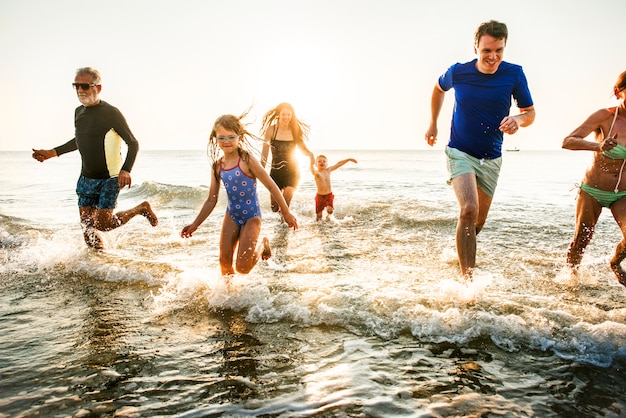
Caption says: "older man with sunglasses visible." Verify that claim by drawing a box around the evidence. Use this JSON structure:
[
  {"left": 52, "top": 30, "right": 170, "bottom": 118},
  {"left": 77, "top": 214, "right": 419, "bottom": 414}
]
[{"left": 32, "top": 67, "right": 157, "bottom": 249}]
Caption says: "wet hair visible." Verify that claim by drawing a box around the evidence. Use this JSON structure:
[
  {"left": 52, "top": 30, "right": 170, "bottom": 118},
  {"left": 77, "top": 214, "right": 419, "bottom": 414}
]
[
  {"left": 260, "top": 102, "right": 310, "bottom": 145},
  {"left": 75, "top": 67, "right": 101, "bottom": 84},
  {"left": 474, "top": 20, "right": 508, "bottom": 46},
  {"left": 208, "top": 111, "right": 260, "bottom": 181},
  {"left": 615, "top": 70, "right": 626, "bottom": 95}
]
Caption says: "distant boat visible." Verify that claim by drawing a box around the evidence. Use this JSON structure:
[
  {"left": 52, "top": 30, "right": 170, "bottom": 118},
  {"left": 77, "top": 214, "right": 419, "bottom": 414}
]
[{"left": 506, "top": 147, "right": 520, "bottom": 152}]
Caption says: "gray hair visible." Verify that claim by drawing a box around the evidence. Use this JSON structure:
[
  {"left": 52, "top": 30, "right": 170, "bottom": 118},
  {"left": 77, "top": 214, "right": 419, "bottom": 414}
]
[{"left": 75, "top": 67, "right": 101, "bottom": 84}]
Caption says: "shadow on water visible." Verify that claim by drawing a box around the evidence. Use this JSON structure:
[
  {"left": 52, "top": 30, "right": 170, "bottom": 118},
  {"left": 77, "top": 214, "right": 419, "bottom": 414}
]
[
  {"left": 212, "top": 309, "right": 261, "bottom": 401},
  {"left": 63, "top": 278, "right": 154, "bottom": 416},
  {"left": 420, "top": 338, "right": 626, "bottom": 417},
  {"left": 83, "top": 285, "right": 146, "bottom": 361}
]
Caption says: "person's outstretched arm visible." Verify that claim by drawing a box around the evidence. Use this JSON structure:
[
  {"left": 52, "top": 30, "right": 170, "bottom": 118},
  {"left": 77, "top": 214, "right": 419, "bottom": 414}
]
[
  {"left": 248, "top": 156, "right": 298, "bottom": 230},
  {"left": 298, "top": 141, "right": 315, "bottom": 165},
  {"left": 32, "top": 148, "right": 58, "bottom": 162},
  {"left": 562, "top": 109, "right": 613, "bottom": 152},
  {"left": 328, "top": 158, "right": 357, "bottom": 172},
  {"left": 499, "top": 106, "right": 535, "bottom": 134},
  {"left": 309, "top": 157, "right": 317, "bottom": 176},
  {"left": 181, "top": 171, "right": 221, "bottom": 238},
  {"left": 425, "top": 84, "right": 446, "bottom": 146}
]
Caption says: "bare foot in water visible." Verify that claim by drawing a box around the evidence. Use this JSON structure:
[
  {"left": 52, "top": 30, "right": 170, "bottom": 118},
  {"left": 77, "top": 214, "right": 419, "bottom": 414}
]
[
  {"left": 610, "top": 263, "right": 626, "bottom": 288},
  {"left": 261, "top": 237, "right": 272, "bottom": 260},
  {"left": 83, "top": 228, "right": 104, "bottom": 250},
  {"left": 140, "top": 201, "right": 158, "bottom": 226},
  {"left": 462, "top": 267, "right": 474, "bottom": 283}
]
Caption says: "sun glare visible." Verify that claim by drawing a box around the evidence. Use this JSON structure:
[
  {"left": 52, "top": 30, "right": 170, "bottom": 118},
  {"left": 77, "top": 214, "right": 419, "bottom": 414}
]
[
  {"left": 297, "top": 149, "right": 314, "bottom": 168},
  {"left": 254, "top": 45, "right": 341, "bottom": 126}
]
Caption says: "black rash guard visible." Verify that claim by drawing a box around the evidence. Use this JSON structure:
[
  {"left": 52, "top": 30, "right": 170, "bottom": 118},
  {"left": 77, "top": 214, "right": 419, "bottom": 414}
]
[{"left": 54, "top": 101, "right": 139, "bottom": 179}]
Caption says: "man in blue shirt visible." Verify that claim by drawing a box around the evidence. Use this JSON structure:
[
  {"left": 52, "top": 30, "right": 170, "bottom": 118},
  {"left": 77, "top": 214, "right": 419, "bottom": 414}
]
[{"left": 425, "top": 20, "right": 536, "bottom": 279}]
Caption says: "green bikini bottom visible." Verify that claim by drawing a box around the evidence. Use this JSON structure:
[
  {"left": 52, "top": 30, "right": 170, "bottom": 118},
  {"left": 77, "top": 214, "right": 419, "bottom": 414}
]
[{"left": 580, "top": 183, "right": 626, "bottom": 208}]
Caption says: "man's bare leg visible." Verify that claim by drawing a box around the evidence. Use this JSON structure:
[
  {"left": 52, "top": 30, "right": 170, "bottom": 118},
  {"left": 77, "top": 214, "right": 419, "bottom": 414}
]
[
  {"left": 79, "top": 202, "right": 157, "bottom": 249},
  {"left": 451, "top": 174, "right": 479, "bottom": 279},
  {"left": 455, "top": 217, "right": 476, "bottom": 279},
  {"left": 95, "top": 201, "right": 158, "bottom": 231},
  {"left": 80, "top": 207, "right": 104, "bottom": 249},
  {"left": 111, "top": 201, "right": 158, "bottom": 228},
  {"left": 475, "top": 188, "right": 493, "bottom": 235},
  {"left": 450, "top": 174, "right": 494, "bottom": 279}
]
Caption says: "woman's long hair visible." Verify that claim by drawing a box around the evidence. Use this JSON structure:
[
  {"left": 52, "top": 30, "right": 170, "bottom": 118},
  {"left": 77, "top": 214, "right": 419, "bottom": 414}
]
[
  {"left": 260, "top": 102, "right": 310, "bottom": 144},
  {"left": 615, "top": 70, "right": 626, "bottom": 96}
]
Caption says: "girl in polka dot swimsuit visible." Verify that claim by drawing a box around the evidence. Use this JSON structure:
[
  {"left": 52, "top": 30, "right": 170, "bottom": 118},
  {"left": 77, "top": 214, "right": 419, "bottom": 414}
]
[{"left": 181, "top": 113, "right": 298, "bottom": 276}]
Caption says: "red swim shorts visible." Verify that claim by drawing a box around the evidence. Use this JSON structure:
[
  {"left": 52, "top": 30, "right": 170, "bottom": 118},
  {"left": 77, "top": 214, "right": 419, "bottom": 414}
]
[{"left": 315, "top": 193, "right": 334, "bottom": 213}]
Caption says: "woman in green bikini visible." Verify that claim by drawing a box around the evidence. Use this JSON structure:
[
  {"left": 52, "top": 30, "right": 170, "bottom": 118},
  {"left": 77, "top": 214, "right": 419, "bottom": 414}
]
[{"left": 562, "top": 70, "right": 626, "bottom": 287}]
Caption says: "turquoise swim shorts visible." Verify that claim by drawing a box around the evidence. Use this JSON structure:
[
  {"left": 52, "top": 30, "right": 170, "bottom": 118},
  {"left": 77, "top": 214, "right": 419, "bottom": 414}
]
[{"left": 445, "top": 146, "right": 502, "bottom": 197}]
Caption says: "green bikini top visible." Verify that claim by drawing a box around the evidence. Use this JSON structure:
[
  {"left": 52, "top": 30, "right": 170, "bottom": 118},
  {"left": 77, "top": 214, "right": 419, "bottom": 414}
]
[
  {"left": 602, "top": 107, "right": 624, "bottom": 159},
  {"left": 604, "top": 143, "right": 626, "bottom": 159}
]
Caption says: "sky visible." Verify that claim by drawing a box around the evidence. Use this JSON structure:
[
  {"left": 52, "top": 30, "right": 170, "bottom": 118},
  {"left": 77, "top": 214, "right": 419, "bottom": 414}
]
[{"left": 1, "top": 0, "right": 625, "bottom": 152}]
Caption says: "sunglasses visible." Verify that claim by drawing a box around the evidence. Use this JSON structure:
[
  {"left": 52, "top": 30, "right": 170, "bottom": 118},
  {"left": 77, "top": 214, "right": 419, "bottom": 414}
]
[
  {"left": 216, "top": 135, "right": 240, "bottom": 143},
  {"left": 72, "top": 83, "right": 99, "bottom": 91}
]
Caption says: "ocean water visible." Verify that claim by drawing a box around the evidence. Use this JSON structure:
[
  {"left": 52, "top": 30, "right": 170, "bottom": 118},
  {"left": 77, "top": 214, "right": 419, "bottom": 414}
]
[{"left": 1, "top": 148, "right": 625, "bottom": 417}]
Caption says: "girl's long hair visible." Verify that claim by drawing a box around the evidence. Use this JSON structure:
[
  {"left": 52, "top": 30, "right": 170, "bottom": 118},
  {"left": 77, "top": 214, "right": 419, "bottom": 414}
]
[{"left": 207, "top": 110, "right": 260, "bottom": 181}]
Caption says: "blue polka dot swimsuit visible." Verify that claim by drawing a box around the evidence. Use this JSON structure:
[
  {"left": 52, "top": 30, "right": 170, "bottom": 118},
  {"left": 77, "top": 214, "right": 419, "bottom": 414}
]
[{"left": 220, "top": 158, "right": 262, "bottom": 226}]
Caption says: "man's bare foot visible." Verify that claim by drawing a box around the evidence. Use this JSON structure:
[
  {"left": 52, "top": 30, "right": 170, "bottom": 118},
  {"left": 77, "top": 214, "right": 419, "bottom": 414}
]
[
  {"left": 261, "top": 237, "right": 272, "bottom": 261},
  {"left": 140, "top": 201, "right": 158, "bottom": 226},
  {"left": 83, "top": 229, "right": 104, "bottom": 250}
]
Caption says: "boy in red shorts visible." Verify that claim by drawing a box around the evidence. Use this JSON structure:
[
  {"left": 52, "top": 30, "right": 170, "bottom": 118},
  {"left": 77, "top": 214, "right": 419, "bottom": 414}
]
[{"left": 310, "top": 155, "right": 357, "bottom": 220}]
